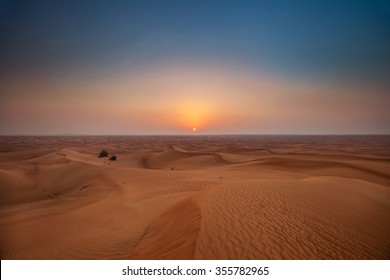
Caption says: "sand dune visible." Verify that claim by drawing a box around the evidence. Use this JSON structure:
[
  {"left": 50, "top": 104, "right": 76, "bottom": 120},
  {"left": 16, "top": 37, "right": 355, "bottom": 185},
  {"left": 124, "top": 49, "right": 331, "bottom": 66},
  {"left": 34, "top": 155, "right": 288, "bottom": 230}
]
[{"left": 0, "top": 135, "right": 389, "bottom": 259}]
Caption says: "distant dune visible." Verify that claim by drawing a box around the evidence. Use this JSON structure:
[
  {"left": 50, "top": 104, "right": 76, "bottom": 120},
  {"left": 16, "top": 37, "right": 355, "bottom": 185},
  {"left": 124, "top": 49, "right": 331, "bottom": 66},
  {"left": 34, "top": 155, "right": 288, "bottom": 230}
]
[{"left": 0, "top": 135, "right": 389, "bottom": 259}]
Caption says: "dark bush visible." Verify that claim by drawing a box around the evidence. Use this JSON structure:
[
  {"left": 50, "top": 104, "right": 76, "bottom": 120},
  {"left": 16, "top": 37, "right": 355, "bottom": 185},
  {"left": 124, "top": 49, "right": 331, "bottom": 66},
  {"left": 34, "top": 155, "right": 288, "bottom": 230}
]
[
  {"left": 109, "top": 155, "right": 117, "bottom": 161},
  {"left": 98, "top": 150, "right": 108, "bottom": 158}
]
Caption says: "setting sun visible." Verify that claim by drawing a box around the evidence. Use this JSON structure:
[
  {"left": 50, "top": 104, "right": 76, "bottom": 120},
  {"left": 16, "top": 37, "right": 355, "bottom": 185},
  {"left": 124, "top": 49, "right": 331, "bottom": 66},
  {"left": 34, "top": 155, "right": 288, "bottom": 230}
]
[{"left": 193, "top": 128, "right": 196, "bottom": 131}]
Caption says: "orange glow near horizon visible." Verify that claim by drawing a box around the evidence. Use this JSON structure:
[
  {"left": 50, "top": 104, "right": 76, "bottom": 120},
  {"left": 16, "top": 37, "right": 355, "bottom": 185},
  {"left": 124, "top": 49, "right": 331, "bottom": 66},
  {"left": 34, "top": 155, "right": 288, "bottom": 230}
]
[
  {"left": 1, "top": 61, "right": 389, "bottom": 135},
  {"left": 174, "top": 98, "right": 215, "bottom": 131}
]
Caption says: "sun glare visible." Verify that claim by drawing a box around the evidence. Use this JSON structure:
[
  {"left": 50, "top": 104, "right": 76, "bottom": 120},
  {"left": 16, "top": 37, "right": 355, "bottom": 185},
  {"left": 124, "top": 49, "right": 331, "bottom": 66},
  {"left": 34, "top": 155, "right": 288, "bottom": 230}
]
[{"left": 176, "top": 101, "right": 210, "bottom": 132}]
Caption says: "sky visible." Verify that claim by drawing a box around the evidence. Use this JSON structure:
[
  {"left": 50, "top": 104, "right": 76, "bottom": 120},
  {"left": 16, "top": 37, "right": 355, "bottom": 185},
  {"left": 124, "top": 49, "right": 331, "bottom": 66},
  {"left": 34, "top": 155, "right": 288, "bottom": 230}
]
[{"left": 0, "top": 0, "right": 389, "bottom": 135}]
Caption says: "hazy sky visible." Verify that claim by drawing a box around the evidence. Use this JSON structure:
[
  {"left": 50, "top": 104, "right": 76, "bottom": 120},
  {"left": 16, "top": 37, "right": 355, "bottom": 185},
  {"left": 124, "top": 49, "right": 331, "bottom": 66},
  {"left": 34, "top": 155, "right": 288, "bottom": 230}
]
[{"left": 1, "top": 0, "right": 389, "bottom": 135}]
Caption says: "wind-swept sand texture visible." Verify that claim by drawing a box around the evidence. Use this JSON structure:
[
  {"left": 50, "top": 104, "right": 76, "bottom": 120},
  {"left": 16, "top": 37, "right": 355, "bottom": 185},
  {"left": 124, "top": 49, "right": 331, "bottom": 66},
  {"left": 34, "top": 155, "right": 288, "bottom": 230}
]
[{"left": 0, "top": 135, "right": 389, "bottom": 259}]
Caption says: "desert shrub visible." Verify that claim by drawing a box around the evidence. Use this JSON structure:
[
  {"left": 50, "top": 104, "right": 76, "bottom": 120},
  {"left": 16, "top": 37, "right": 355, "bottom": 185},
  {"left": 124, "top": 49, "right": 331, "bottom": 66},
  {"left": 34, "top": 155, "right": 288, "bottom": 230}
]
[
  {"left": 109, "top": 155, "right": 117, "bottom": 161},
  {"left": 98, "top": 150, "right": 108, "bottom": 158}
]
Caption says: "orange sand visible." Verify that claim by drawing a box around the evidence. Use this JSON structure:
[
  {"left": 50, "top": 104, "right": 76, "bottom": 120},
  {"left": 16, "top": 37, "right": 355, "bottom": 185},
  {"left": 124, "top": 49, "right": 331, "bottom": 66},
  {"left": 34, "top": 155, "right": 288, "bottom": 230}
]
[{"left": 0, "top": 135, "right": 389, "bottom": 259}]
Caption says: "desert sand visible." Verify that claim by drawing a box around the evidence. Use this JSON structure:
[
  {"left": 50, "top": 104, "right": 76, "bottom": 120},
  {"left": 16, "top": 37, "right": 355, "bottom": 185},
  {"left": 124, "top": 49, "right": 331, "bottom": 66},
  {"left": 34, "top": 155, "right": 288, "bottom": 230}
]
[{"left": 0, "top": 135, "right": 389, "bottom": 259}]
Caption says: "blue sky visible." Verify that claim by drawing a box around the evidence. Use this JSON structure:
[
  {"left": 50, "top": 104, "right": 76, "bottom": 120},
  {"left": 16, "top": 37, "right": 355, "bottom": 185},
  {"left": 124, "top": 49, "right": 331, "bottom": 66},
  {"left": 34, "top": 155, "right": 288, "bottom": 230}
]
[{"left": 1, "top": 0, "right": 389, "bottom": 82}]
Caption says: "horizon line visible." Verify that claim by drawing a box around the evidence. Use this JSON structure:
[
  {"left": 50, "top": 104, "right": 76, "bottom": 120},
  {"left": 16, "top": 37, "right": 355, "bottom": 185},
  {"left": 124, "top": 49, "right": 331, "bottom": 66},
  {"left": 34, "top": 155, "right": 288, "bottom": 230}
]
[{"left": 1, "top": 133, "right": 389, "bottom": 137}]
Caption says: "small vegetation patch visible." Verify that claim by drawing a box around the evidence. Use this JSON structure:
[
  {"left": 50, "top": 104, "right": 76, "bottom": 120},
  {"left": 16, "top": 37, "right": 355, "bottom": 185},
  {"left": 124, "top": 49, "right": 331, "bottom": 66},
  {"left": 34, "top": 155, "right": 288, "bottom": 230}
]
[
  {"left": 109, "top": 155, "right": 117, "bottom": 161},
  {"left": 98, "top": 150, "right": 108, "bottom": 158}
]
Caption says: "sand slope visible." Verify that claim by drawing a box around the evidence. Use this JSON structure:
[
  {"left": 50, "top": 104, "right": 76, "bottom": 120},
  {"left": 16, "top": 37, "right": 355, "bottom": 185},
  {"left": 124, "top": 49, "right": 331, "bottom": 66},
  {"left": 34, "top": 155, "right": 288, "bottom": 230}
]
[{"left": 0, "top": 135, "right": 389, "bottom": 259}]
